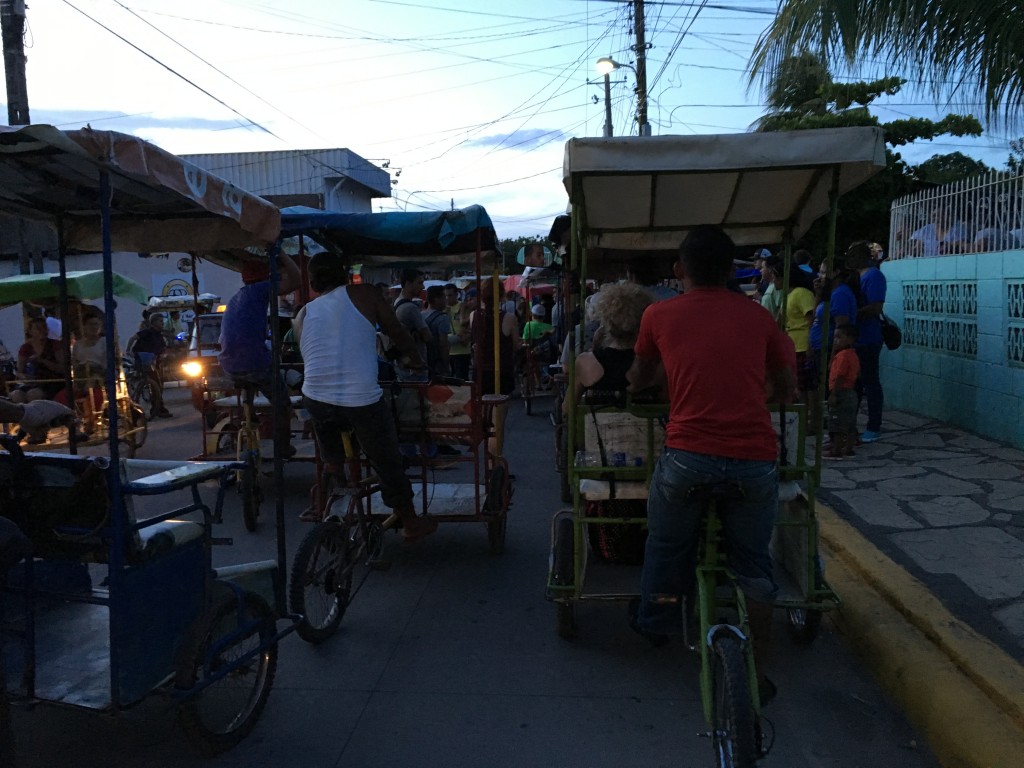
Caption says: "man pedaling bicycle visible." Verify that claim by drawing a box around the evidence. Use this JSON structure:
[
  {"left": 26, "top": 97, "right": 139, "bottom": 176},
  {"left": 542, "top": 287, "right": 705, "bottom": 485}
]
[
  {"left": 291, "top": 252, "right": 438, "bottom": 542},
  {"left": 625, "top": 224, "right": 797, "bottom": 705}
]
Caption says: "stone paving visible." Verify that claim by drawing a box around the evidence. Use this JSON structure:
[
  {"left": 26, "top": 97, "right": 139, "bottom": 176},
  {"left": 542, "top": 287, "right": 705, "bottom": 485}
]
[{"left": 815, "top": 409, "right": 1024, "bottom": 659}]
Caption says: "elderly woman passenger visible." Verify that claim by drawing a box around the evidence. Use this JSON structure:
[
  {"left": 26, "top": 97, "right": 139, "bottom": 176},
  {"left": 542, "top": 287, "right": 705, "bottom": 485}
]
[{"left": 572, "top": 282, "right": 653, "bottom": 401}]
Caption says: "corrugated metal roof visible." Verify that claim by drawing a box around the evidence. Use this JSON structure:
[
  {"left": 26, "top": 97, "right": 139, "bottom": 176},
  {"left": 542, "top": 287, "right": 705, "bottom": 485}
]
[{"left": 180, "top": 148, "right": 392, "bottom": 201}]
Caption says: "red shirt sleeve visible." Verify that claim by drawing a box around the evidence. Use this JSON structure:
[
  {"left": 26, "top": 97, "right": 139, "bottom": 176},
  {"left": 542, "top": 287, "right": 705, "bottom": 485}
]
[{"left": 633, "top": 305, "right": 660, "bottom": 362}]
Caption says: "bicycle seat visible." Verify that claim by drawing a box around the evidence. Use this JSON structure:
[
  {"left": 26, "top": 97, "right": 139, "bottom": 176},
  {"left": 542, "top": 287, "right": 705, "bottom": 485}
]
[{"left": 687, "top": 481, "right": 745, "bottom": 505}]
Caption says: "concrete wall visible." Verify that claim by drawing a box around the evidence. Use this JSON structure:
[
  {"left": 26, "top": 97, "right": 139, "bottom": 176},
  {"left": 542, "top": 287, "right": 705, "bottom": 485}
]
[{"left": 881, "top": 250, "right": 1024, "bottom": 447}]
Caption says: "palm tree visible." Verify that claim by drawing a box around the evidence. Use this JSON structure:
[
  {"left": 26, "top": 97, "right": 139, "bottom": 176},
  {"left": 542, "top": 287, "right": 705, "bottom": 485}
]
[{"left": 748, "top": 1, "right": 1024, "bottom": 129}]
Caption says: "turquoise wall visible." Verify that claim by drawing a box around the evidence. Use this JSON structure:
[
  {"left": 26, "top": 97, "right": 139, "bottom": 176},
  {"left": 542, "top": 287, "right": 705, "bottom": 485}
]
[{"left": 881, "top": 251, "right": 1024, "bottom": 448}]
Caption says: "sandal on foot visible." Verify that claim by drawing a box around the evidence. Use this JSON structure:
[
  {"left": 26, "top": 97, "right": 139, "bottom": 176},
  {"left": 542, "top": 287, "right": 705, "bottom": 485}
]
[{"left": 401, "top": 516, "right": 438, "bottom": 543}]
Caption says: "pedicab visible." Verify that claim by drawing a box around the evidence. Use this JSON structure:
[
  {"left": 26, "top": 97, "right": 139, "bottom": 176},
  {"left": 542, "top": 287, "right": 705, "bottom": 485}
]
[
  {"left": 0, "top": 269, "right": 150, "bottom": 456},
  {"left": 547, "top": 127, "right": 888, "bottom": 642},
  {"left": 0, "top": 123, "right": 297, "bottom": 756},
  {"left": 274, "top": 205, "right": 515, "bottom": 643}
]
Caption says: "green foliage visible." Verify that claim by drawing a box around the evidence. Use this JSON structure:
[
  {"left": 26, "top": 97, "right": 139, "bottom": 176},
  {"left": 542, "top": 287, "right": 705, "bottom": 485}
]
[
  {"left": 916, "top": 152, "right": 992, "bottom": 185},
  {"left": 1007, "top": 138, "right": 1024, "bottom": 174},
  {"left": 755, "top": 53, "right": 985, "bottom": 259}
]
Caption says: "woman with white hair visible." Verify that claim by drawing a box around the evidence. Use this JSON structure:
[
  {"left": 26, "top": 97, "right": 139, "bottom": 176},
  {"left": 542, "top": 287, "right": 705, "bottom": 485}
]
[{"left": 573, "top": 282, "right": 653, "bottom": 398}]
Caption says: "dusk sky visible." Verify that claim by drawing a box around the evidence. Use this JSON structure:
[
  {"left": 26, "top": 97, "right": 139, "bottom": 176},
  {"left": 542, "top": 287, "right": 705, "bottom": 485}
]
[{"left": 10, "top": 0, "right": 1015, "bottom": 238}]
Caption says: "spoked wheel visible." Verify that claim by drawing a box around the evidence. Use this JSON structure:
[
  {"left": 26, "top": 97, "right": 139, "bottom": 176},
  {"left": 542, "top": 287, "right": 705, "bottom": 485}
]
[
  {"left": 129, "top": 376, "right": 153, "bottom": 413},
  {"left": 786, "top": 607, "right": 823, "bottom": 645},
  {"left": 128, "top": 402, "right": 148, "bottom": 450},
  {"left": 238, "top": 431, "right": 262, "bottom": 533},
  {"left": 176, "top": 590, "right": 278, "bottom": 756},
  {"left": 710, "top": 634, "right": 758, "bottom": 768},
  {"left": 289, "top": 520, "right": 353, "bottom": 644},
  {"left": 552, "top": 516, "right": 576, "bottom": 639},
  {"left": 484, "top": 463, "right": 509, "bottom": 556}
]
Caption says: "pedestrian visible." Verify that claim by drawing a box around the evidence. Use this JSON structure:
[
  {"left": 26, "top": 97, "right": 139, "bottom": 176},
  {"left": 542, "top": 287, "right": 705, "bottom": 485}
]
[
  {"left": 826, "top": 324, "right": 861, "bottom": 459},
  {"left": 219, "top": 254, "right": 302, "bottom": 458},
  {"left": 444, "top": 283, "right": 471, "bottom": 381},
  {"left": 392, "top": 269, "right": 431, "bottom": 383},
  {"left": 421, "top": 284, "right": 452, "bottom": 378},
  {"left": 845, "top": 241, "right": 887, "bottom": 442},
  {"left": 292, "top": 252, "right": 436, "bottom": 540},
  {"left": 626, "top": 224, "right": 795, "bottom": 705},
  {"left": 132, "top": 313, "right": 172, "bottom": 419}
]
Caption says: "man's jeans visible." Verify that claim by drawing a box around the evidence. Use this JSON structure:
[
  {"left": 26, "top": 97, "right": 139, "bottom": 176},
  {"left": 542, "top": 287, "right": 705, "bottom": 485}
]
[
  {"left": 638, "top": 449, "right": 778, "bottom": 634},
  {"left": 855, "top": 343, "right": 884, "bottom": 432},
  {"left": 302, "top": 395, "right": 414, "bottom": 512}
]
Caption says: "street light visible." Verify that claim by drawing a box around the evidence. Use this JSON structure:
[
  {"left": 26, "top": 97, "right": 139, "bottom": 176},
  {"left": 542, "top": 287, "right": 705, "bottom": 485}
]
[
  {"left": 595, "top": 56, "right": 649, "bottom": 137},
  {"left": 595, "top": 58, "right": 616, "bottom": 137}
]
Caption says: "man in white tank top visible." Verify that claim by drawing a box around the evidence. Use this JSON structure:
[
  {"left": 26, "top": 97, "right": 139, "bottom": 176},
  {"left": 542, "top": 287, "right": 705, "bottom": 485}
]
[{"left": 293, "top": 253, "right": 437, "bottom": 542}]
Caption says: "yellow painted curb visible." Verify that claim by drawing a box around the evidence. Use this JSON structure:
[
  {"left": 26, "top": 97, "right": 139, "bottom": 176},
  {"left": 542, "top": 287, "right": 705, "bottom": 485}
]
[{"left": 816, "top": 502, "right": 1024, "bottom": 768}]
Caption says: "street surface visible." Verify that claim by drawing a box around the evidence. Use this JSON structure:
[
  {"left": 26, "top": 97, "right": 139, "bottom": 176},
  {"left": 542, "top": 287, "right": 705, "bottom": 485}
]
[{"left": 12, "top": 385, "right": 939, "bottom": 767}]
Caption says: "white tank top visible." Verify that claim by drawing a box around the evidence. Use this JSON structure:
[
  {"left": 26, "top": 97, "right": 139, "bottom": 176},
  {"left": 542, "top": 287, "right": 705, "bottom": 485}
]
[{"left": 300, "top": 286, "right": 382, "bottom": 407}]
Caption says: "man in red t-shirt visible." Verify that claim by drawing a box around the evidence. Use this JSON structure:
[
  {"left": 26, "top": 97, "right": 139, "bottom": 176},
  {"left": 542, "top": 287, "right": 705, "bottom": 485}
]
[{"left": 626, "top": 224, "right": 795, "bottom": 702}]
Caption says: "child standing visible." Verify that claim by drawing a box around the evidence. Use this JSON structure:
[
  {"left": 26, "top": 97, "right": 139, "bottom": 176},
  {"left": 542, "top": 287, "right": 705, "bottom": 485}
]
[{"left": 827, "top": 324, "right": 861, "bottom": 459}]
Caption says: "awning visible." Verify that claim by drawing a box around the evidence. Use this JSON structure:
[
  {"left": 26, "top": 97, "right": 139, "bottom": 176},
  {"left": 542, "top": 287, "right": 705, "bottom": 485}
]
[
  {"left": 0, "top": 124, "right": 280, "bottom": 259},
  {"left": 279, "top": 205, "right": 499, "bottom": 265},
  {"left": 0, "top": 269, "right": 148, "bottom": 308},
  {"left": 562, "top": 127, "right": 887, "bottom": 249}
]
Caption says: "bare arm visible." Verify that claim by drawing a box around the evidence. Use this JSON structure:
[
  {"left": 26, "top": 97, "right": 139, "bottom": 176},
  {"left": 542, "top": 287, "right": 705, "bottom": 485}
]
[
  {"left": 857, "top": 301, "right": 883, "bottom": 320},
  {"left": 502, "top": 312, "right": 522, "bottom": 351},
  {"left": 291, "top": 306, "right": 306, "bottom": 345},
  {"left": 766, "top": 365, "right": 797, "bottom": 404},
  {"left": 276, "top": 254, "right": 301, "bottom": 296}
]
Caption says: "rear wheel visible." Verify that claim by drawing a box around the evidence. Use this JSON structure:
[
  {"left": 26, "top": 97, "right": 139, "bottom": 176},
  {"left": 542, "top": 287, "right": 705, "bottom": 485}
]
[
  {"left": 289, "top": 520, "right": 353, "bottom": 644},
  {"left": 711, "top": 635, "right": 758, "bottom": 768},
  {"left": 176, "top": 590, "right": 277, "bottom": 756},
  {"left": 552, "top": 516, "right": 576, "bottom": 639},
  {"left": 484, "top": 464, "right": 508, "bottom": 555}
]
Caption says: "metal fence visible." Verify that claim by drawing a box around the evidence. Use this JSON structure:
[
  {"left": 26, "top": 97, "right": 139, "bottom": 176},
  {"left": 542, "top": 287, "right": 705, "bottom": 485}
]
[{"left": 889, "top": 170, "right": 1024, "bottom": 260}]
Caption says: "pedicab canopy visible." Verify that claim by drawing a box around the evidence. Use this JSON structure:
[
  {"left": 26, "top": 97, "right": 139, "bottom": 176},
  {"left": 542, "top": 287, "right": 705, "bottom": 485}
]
[
  {"left": 279, "top": 205, "right": 500, "bottom": 266},
  {"left": 0, "top": 124, "right": 280, "bottom": 258},
  {"left": 562, "top": 127, "right": 887, "bottom": 250},
  {"left": 0, "top": 269, "right": 148, "bottom": 309}
]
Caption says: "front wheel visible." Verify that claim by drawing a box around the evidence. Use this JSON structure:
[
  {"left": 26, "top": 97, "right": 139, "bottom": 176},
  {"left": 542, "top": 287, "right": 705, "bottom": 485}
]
[
  {"left": 786, "top": 607, "right": 823, "bottom": 645},
  {"left": 238, "top": 430, "right": 262, "bottom": 533},
  {"left": 176, "top": 591, "right": 278, "bottom": 756},
  {"left": 289, "top": 520, "right": 353, "bottom": 644},
  {"left": 710, "top": 634, "right": 758, "bottom": 768}
]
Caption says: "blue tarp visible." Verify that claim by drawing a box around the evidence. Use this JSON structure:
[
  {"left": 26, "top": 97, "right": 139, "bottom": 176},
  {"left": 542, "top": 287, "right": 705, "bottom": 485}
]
[{"left": 278, "top": 205, "right": 499, "bottom": 262}]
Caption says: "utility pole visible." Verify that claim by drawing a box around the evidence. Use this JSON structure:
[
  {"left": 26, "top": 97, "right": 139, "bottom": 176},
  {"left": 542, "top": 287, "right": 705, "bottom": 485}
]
[
  {"left": 633, "top": 0, "right": 650, "bottom": 136},
  {"left": 602, "top": 72, "right": 613, "bottom": 137},
  {"left": 1, "top": 0, "right": 30, "bottom": 125}
]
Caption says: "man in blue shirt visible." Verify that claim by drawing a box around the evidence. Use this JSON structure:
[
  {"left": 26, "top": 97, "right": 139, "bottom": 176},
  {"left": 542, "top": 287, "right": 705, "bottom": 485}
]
[
  {"left": 846, "top": 241, "right": 887, "bottom": 442},
  {"left": 219, "top": 254, "right": 301, "bottom": 458}
]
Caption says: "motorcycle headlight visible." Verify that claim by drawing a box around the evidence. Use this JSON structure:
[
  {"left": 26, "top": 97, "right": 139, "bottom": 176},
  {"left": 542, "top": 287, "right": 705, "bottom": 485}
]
[{"left": 182, "top": 360, "right": 204, "bottom": 378}]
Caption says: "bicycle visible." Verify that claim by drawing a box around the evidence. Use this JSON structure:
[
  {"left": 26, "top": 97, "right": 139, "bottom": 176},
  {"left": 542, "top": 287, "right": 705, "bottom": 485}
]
[
  {"left": 289, "top": 431, "right": 388, "bottom": 643},
  {"left": 231, "top": 381, "right": 263, "bottom": 533},
  {"left": 678, "top": 480, "right": 773, "bottom": 768}
]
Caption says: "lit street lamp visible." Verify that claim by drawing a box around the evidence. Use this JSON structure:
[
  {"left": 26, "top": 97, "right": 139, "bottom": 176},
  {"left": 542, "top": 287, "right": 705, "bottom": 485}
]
[{"left": 596, "top": 56, "right": 650, "bottom": 137}]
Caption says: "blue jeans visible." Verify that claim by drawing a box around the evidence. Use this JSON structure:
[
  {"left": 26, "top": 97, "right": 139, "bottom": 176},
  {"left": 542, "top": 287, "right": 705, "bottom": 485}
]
[
  {"left": 856, "top": 344, "right": 883, "bottom": 432},
  {"left": 303, "top": 395, "right": 414, "bottom": 513},
  {"left": 638, "top": 449, "right": 778, "bottom": 634}
]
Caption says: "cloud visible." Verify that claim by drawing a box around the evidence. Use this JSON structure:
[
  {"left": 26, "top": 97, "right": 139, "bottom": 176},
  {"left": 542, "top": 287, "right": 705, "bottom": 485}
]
[
  {"left": 2, "top": 105, "right": 242, "bottom": 133},
  {"left": 464, "top": 128, "right": 569, "bottom": 150}
]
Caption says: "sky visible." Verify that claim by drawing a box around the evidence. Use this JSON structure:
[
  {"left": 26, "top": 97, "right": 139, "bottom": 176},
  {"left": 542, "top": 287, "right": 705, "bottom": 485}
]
[{"left": 6, "top": 0, "right": 1019, "bottom": 240}]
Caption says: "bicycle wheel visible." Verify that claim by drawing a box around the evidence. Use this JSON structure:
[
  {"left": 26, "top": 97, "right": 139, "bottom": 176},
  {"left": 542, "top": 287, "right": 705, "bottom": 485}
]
[
  {"left": 484, "top": 463, "right": 508, "bottom": 556},
  {"left": 176, "top": 590, "right": 278, "bottom": 756},
  {"left": 289, "top": 520, "right": 353, "bottom": 644},
  {"left": 710, "top": 634, "right": 758, "bottom": 768},
  {"left": 129, "top": 402, "right": 148, "bottom": 450},
  {"left": 237, "top": 430, "right": 262, "bottom": 533},
  {"left": 552, "top": 516, "right": 576, "bottom": 639}
]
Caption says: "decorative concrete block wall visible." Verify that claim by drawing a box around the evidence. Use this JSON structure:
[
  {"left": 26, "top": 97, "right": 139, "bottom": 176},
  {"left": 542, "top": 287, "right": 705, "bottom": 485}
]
[{"left": 881, "top": 251, "right": 1024, "bottom": 447}]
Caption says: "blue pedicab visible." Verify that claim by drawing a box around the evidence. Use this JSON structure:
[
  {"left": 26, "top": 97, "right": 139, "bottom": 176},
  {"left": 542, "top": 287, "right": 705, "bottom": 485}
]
[{"left": 0, "top": 124, "right": 294, "bottom": 756}]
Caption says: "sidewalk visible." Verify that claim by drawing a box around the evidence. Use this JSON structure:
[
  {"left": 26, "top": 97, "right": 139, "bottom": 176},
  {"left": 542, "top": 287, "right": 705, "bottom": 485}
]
[{"left": 814, "top": 409, "right": 1024, "bottom": 767}]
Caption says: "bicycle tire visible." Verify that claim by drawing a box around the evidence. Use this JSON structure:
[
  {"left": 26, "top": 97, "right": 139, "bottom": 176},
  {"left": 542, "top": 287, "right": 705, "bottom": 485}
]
[
  {"left": 176, "top": 590, "right": 277, "bottom": 756},
  {"left": 484, "top": 463, "right": 508, "bottom": 555},
  {"left": 710, "top": 634, "right": 758, "bottom": 768},
  {"left": 238, "top": 430, "right": 261, "bottom": 533},
  {"left": 289, "top": 520, "right": 353, "bottom": 644}
]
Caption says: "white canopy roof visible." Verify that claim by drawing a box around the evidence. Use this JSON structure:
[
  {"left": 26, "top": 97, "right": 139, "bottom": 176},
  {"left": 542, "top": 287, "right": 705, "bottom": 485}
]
[{"left": 562, "top": 127, "right": 887, "bottom": 249}]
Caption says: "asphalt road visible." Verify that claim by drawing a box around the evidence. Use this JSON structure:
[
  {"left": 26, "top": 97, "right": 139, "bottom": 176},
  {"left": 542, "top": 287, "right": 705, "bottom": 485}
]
[{"left": 11, "top": 385, "right": 939, "bottom": 767}]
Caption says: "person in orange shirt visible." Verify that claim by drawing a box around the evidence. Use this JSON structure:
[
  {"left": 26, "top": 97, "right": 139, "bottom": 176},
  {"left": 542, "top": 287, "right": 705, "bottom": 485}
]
[{"left": 827, "top": 324, "right": 861, "bottom": 459}]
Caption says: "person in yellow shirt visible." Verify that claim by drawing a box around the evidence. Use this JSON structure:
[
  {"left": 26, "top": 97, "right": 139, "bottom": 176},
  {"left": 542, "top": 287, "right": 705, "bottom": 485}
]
[{"left": 765, "top": 255, "right": 817, "bottom": 402}]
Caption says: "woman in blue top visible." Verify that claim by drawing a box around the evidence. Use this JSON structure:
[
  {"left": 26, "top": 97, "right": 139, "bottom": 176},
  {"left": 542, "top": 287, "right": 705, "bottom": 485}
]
[{"left": 807, "top": 265, "right": 859, "bottom": 434}]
